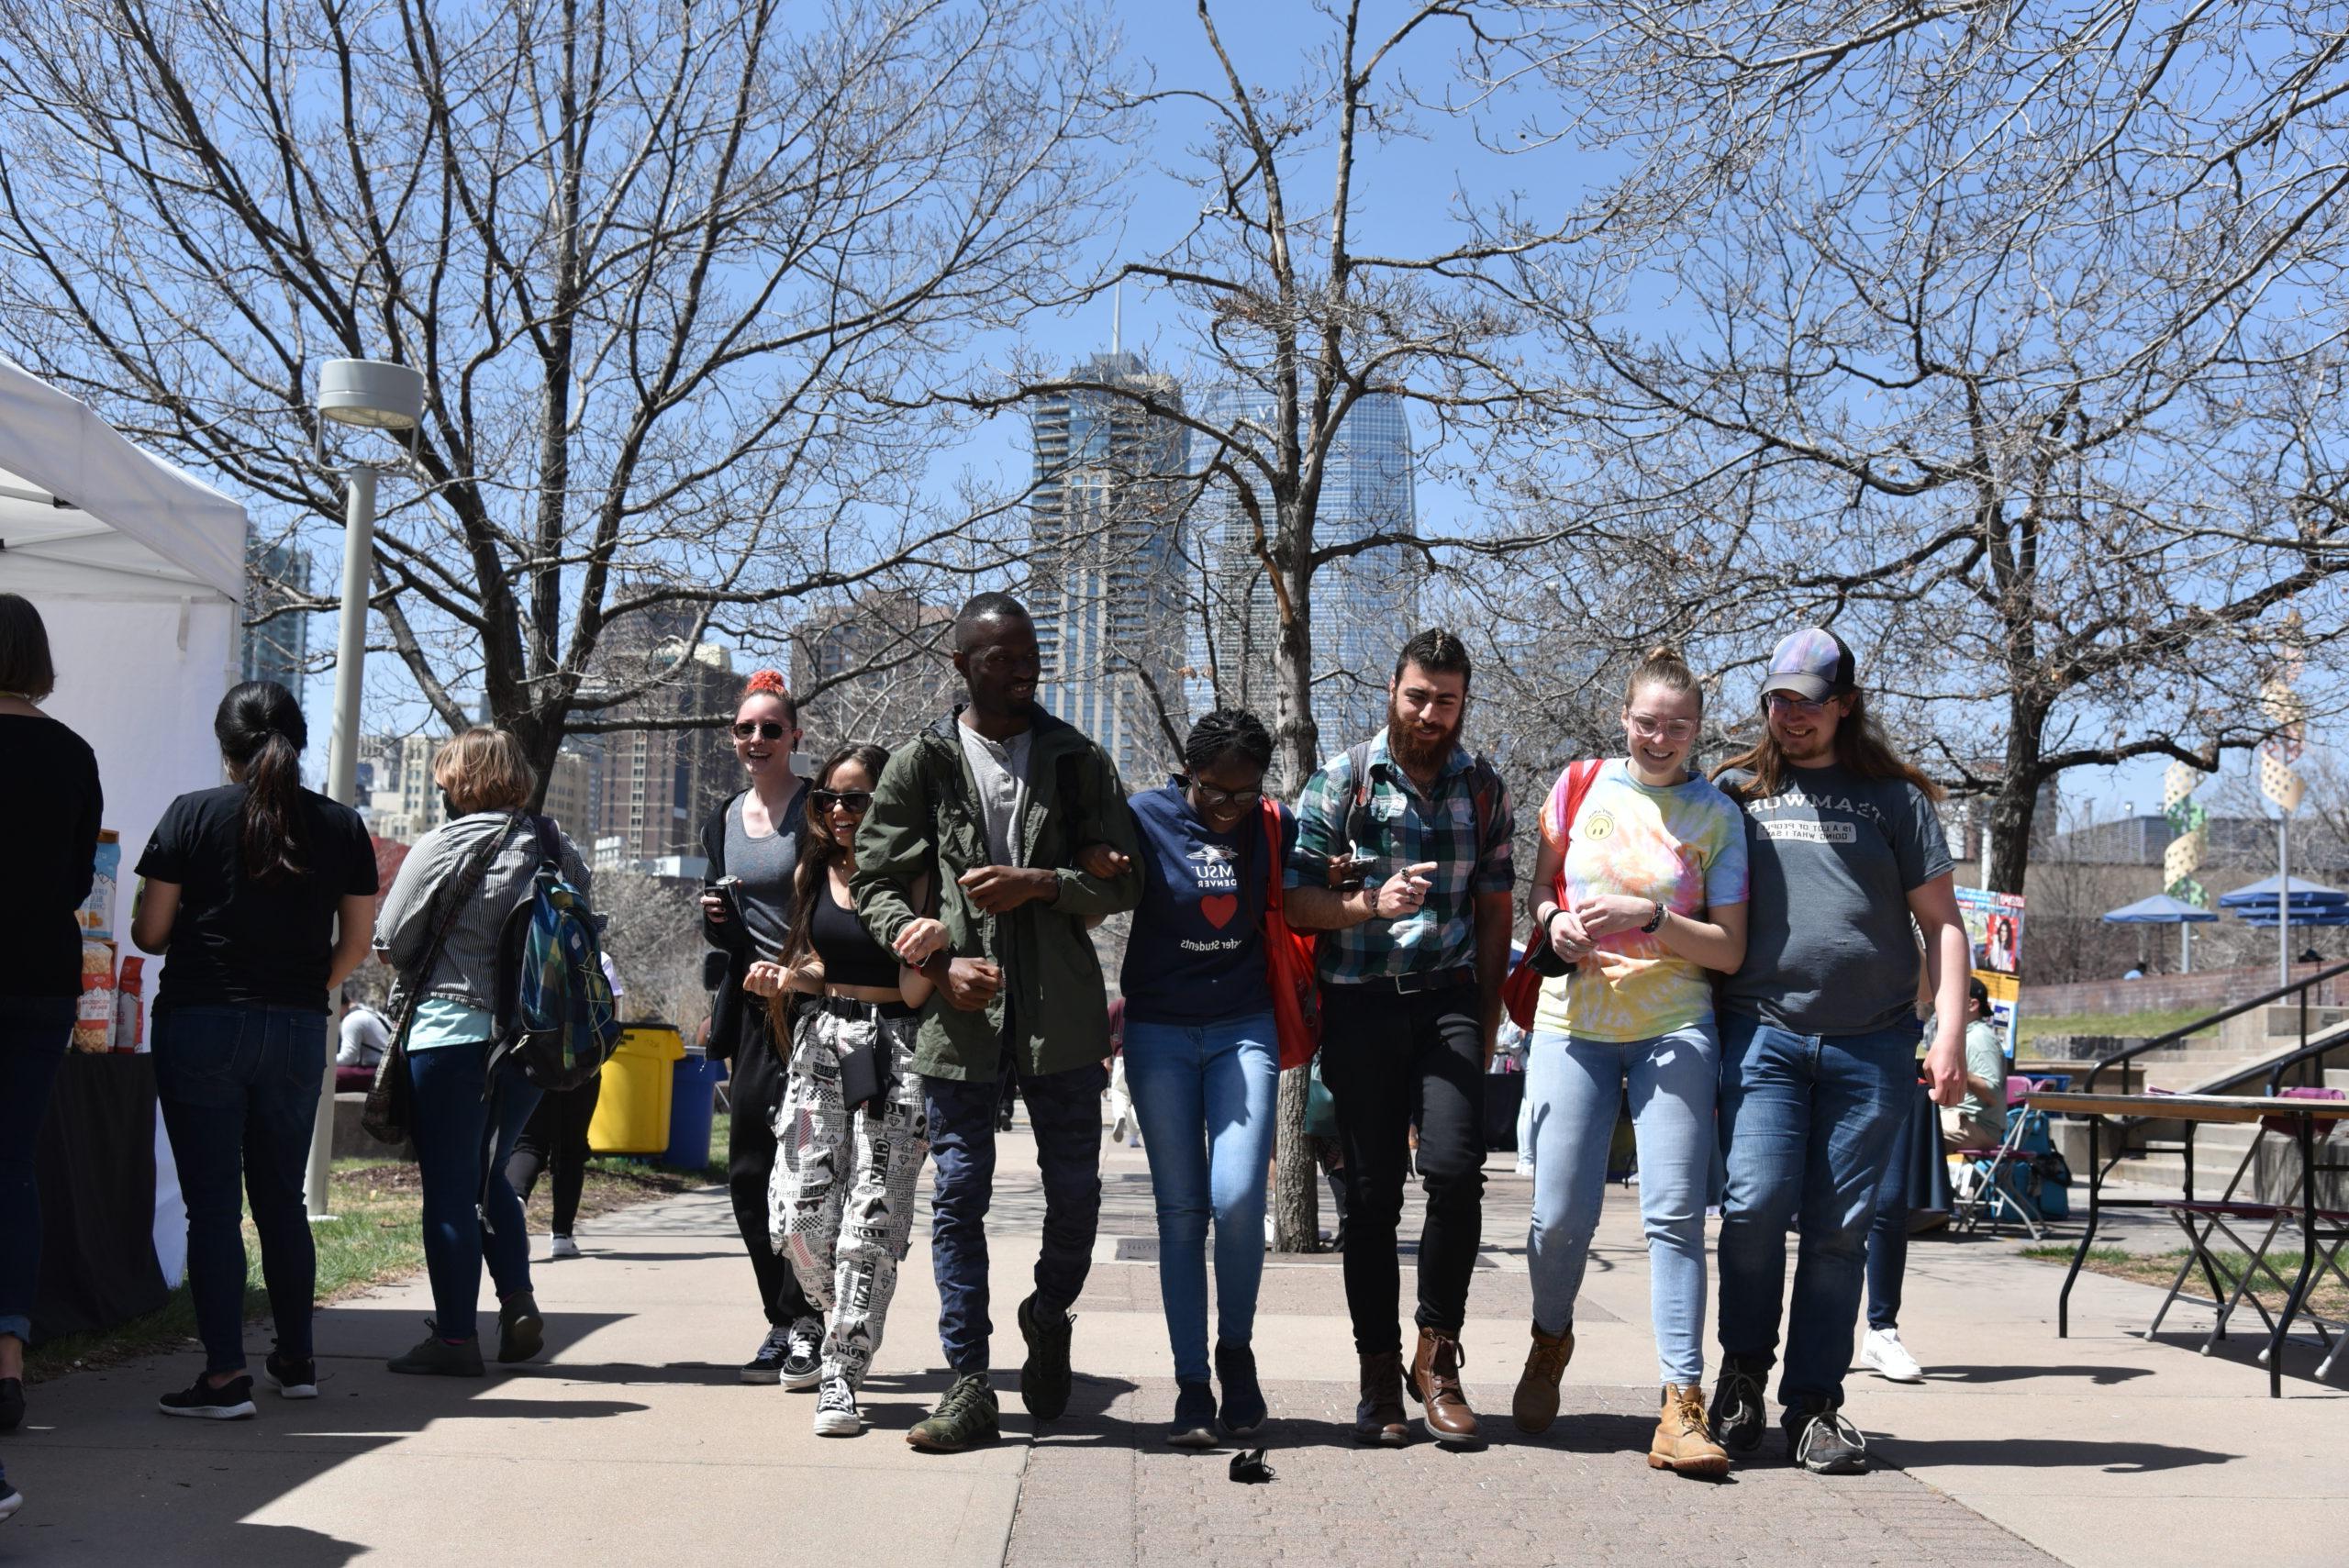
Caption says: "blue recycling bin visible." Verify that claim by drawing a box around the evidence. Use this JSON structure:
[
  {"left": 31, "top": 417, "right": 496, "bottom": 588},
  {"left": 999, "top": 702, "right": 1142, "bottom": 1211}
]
[{"left": 661, "top": 1049, "right": 723, "bottom": 1170}]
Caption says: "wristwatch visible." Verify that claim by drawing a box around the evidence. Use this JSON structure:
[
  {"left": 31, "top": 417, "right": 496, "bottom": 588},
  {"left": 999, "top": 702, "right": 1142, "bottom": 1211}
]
[{"left": 1639, "top": 899, "right": 1666, "bottom": 935}]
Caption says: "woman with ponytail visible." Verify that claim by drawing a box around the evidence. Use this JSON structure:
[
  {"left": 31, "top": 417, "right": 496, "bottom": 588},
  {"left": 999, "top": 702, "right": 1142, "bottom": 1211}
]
[
  {"left": 130, "top": 681, "right": 378, "bottom": 1419},
  {"left": 696, "top": 669, "right": 825, "bottom": 1385},
  {"left": 1509, "top": 646, "right": 1748, "bottom": 1475}
]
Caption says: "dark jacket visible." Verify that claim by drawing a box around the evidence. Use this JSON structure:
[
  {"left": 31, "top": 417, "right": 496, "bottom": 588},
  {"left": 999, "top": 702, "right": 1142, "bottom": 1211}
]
[
  {"left": 850, "top": 706, "right": 1141, "bottom": 1080},
  {"left": 698, "top": 781, "right": 807, "bottom": 1063}
]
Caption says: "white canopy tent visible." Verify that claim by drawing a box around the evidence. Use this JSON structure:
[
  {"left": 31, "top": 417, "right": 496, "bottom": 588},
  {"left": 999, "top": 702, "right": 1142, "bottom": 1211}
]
[{"left": 0, "top": 354, "right": 252, "bottom": 1287}]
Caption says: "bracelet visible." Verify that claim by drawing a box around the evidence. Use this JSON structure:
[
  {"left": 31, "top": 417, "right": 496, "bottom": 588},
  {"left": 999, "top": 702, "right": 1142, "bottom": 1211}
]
[
  {"left": 1639, "top": 900, "right": 1666, "bottom": 935},
  {"left": 1542, "top": 906, "right": 1570, "bottom": 937}
]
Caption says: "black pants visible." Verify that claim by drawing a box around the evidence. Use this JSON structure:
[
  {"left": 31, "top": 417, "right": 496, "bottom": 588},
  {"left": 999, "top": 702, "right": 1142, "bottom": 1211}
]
[
  {"left": 507, "top": 1074, "right": 604, "bottom": 1237},
  {"left": 1317, "top": 981, "right": 1486, "bottom": 1355},
  {"left": 727, "top": 1012, "right": 814, "bottom": 1328}
]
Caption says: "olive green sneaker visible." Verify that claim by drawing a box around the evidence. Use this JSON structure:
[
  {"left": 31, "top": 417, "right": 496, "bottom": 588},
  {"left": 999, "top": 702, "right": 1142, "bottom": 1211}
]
[{"left": 907, "top": 1373, "right": 999, "bottom": 1452}]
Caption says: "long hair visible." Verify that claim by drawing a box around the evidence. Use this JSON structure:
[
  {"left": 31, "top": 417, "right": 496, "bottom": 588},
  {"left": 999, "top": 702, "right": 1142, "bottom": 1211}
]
[
  {"left": 1711, "top": 688, "right": 1943, "bottom": 803},
  {"left": 214, "top": 681, "right": 308, "bottom": 882},
  {"left": 778, "top": 743, "right": 891, "bottom": 973}
]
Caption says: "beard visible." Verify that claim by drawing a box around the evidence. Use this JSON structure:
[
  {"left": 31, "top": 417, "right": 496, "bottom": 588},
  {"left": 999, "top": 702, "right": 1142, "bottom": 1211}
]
[{"left": 1386, "top": 697, "right": 1463, "bottom": 773}]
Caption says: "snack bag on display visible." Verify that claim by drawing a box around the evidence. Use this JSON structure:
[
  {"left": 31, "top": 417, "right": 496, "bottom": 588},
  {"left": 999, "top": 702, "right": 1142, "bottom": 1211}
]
[
  {"left": 78, "top": 829, "right": 120, "bottom": 939},
  {"left": 116, "top": 955, "right": 146, "bottom": 1052},
  {"left": 76, "top": 939, "right": 117, "bottom": 1052}
]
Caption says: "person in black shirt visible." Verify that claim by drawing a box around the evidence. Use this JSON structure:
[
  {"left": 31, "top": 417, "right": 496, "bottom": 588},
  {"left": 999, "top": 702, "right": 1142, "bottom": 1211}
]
[
  {"left": 0, "top": 594, "right": 103, "bottom": 1514},
  {"left": 129, "top": 682, "right": 377, "bottom": 1420}
]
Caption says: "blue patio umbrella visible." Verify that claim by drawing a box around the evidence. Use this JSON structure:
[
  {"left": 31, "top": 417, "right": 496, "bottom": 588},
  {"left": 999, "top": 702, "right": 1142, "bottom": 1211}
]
[
  {"left": 2103, "top": 892, "right": 2221, "bottom": 973},
  {"left": 2216, "top": 875, "right": 2349, "bottom": 908}
]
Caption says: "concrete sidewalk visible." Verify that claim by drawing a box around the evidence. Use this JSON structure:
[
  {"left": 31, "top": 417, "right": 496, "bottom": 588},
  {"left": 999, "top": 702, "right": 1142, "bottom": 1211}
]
[{"left": 4, "top": 1137, "right": 2342, "bottom": 1566}]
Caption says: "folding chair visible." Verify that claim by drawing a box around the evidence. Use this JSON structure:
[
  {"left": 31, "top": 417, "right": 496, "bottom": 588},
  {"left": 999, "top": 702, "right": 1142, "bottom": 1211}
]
[
  {"left": 1949, "top": 1076, "right": 2049, "bottom": 1240},
  {"left": 2152, "top": 1087, "right": 2349, "bottom": 1379}
]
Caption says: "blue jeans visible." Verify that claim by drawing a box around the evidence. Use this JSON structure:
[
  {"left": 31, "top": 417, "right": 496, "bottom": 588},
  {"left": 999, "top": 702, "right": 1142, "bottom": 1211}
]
[
  {"left": 1525, "top": 1021, "right": 1717, "bottom": 1385},
  {"left": 151, "top": 1005, "right": 328, "bottom": 1373},
  {"left": 1865, "top": 1081, "right": 1920, "bottom": 1330},
  {"left": 0, "top": 996, "right": 75, "bottom": 1344},
  {"left": 407, "top": 1042, "right": 541, "bottom": 1342},
  {"left": 1715, "top": 1015, "right": 1919, "bottom": 1411},
  {"left": 1122, "top": 1012, "right": 1279, "bottom": 1385},
  {"left": 923, "top": 1060, "right": 1107, "bottom": 1376}
]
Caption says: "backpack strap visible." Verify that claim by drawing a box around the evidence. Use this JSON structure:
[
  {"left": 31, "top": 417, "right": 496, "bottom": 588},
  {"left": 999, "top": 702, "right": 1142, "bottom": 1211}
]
[{"left": 1341, "top": 740, "right": 1375, "bottom": 853}]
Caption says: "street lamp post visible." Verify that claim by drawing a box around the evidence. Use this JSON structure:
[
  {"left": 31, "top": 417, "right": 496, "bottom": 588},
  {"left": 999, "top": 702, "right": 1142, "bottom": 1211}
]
[{"left": 305, "top": 358, "right": 426, "bottom": 1220}]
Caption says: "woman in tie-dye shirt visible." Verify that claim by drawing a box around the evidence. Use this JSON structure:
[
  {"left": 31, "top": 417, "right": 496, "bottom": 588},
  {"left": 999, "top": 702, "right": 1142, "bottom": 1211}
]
[{"left": 1508, "top": 646, "right": 1748, "bottom": 1478}]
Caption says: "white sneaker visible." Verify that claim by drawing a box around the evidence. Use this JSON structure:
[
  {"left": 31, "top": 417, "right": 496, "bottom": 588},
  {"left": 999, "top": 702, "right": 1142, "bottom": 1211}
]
[
  {"left": 812, "top": 1379, "right": 863, "bottom": 1436},
  {"left": 1860, "top": 1327, "right": 1925, "bottom": 1384},
  {"left": 550, "top": 1234, "right": 581, "bottom": 1261}
]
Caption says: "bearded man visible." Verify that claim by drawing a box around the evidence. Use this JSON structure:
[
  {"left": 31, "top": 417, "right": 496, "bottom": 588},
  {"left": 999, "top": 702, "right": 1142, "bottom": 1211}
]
[{"left": 1283, "top": 628, "right": 1516, "bottom": 1448}]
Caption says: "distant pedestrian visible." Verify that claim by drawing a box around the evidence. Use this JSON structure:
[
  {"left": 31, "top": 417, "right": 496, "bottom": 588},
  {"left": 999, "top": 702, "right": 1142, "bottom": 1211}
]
[
  {"left": 852, "top": 593, "right": 1141, "bottom": 1452},
  {"left": 1708, "top": 628, "right": 1970, "bottom": 1475},
  {"left": 0, "top": 594, "right": 104, "bottom": 1514},
  {"left": 373, "top": 728, "right": 588, "bottom": 1378},
  {"left": 132, "top": 682, "right": 377, "bottom": 1418}
]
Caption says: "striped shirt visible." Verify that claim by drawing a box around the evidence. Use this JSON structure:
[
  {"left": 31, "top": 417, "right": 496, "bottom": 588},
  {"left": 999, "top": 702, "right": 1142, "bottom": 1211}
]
[{"left": 1286, "top": 728, "right": 1515, "bottom": 984}]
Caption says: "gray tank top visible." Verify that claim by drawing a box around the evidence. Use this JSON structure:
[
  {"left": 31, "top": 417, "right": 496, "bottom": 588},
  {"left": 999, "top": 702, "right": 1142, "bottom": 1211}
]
[{"left": 725, "top": 789, "right": 801, "bottom": 960}]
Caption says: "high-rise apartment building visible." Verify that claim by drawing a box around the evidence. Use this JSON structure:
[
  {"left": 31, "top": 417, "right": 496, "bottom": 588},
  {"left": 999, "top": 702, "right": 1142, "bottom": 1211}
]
[
  {"left": 1188, "top": 388, "right": 1419, "bottom": 755},
  {"left": 362, "top": 732, "right": 447, "bottom": 844},
  {"left": 1027, "top": 350, "right": 1189, "bottom": 782},
  {"left": 587, "top": 620, "right": 739, "bottom": 872},
  {"left": 240, "top": 534, "right": 311, "bottom": 690}
]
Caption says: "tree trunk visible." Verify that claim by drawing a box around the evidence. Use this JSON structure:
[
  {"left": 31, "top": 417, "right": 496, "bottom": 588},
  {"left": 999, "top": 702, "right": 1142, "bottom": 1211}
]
[
  {"left": 1984, "top": 700, "right": 2048, "bottom": 895},
  {"left": 1269, "top": 499, "right": 1320, "bottom": 1253}
]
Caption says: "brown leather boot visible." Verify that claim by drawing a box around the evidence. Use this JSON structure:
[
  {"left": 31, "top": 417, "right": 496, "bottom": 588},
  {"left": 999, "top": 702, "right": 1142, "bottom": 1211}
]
[
  {"left": 1354, "top": 1350, "right": 1411, "bottom": 1447},
  {"left": 1648, "top": 1382, "right": 1731, "bottom": 1476},
  {"left": 1405, "top": 1328, "right": 1481, "bottom": 1445},
  {"left": 1510, "top": 1322, "right": 1575, "bottom": 1434}
]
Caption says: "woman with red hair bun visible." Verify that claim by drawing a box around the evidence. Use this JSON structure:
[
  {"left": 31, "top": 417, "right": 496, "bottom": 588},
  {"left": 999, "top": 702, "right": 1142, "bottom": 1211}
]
[{"left": 698, "top": 670, "right": 824, "bottom": 1386}]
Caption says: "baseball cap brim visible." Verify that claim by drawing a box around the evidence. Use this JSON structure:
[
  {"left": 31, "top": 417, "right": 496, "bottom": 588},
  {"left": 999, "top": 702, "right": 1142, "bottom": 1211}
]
[{"left": 1759, "top": 672, "right": 1834, "bottom": 702}]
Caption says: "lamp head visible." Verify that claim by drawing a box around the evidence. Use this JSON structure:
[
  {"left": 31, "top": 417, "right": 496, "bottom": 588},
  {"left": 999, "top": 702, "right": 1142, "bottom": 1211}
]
[{"left": 317, "top": 359, "right": 425, "bottom": 430}]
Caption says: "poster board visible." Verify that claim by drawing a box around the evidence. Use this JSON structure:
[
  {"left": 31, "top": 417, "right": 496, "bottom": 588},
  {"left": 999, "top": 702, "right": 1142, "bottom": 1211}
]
[{"left": 1954, "top": 886, "right": 2026, "bottom": 1057}]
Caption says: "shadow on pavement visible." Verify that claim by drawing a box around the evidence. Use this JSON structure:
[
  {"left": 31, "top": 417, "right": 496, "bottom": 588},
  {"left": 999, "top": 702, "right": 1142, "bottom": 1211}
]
[
  {"left": 1925, "top": 1363, "right": 2154, "bottom": 1385},
  {"left": 1876, "top": 1435, "right": 2240, "bottom": 1473}
]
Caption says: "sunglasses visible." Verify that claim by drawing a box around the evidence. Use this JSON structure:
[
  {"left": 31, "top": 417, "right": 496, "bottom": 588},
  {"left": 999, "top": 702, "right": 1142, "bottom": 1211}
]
[
  {"left": 811, "top": 789, "right": 873, "bottom": 815},
  {"left": 732, "top": 720, "right": 791, "bottom": 740},
  {"left": 1181, "top": 777, "right": 1263, "bottom": 811}
]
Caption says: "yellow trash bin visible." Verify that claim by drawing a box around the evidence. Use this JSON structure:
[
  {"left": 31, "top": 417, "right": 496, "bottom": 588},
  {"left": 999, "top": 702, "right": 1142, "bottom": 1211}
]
[{"left": 587, "top": 1024, "right": 685, "bottom": 1155}]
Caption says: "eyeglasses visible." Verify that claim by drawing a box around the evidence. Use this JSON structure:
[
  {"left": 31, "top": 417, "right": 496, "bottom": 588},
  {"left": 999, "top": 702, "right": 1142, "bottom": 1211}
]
[
  {"left": 732, "top": 720, "right": 791, "bottom": 740},
  {"left": 811, "top": 789, "right": 873, "bottom": 815},
  {"left": 1765, "top": 693, "right": 1829, "bottom": 717},
  {"left": 1626, "top": 714, "right": 1698, "bottom": 741},
  {"left": 1182, "top": 777, "right": 1263, "bottom": 811}
]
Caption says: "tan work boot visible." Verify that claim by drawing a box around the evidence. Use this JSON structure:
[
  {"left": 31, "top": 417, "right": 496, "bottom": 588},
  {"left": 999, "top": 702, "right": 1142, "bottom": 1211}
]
[
  {"left": 1405, "top": 1329, "right": 1481, "bottom": 1446},
  {"left": 1511, "top": 1322, "right": 1575, "bottom": 1434},
  {"left": 1648, "top": 1382, "right": 1731, "bottom": 1476},
  {"left": 1354, "top": 1350, "right": 1411, "bottom": 1447}
]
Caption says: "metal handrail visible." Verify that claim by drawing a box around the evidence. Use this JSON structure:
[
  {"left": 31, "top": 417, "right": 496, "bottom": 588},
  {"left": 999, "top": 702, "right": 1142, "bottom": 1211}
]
[{"left": 2081, "top": 959, "right": 2349, "bottom": 1095}]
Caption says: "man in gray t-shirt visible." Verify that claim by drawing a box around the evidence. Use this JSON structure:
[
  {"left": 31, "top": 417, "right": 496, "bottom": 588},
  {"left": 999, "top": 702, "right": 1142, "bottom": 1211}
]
[
  {"left": 1706, "top": 626, "right": 1973, "bottom": 1480},
  {"left": 956, "top": 723, "right": 1031, "bottom": 869}
]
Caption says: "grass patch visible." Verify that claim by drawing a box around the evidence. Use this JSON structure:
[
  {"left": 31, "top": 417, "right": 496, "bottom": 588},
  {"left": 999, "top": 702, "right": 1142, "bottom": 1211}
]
[
  {"left": 2021, "top": 1243, "right": 2347, "bottom": 1319},
  {"left": 27, "top": 1134, "right": 728, "bottom": 1385},
  {"left": 2018, "top": 1009, "right": 2218, "bottom": 1046}
]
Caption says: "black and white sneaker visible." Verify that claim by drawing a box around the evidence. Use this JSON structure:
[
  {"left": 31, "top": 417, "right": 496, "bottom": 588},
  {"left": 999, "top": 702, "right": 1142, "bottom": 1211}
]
[
  {"left": 780, "top": 1318, "right": 824, "bottom": 1391},
  {"left": 158, "top": 1372, "right": 257, "bottom": 1420},
  {"left": 1784, "top": 1402, "right": 1869, "bottom": 1474},
  {"left": 1167, "top": 1380, "right": 1218, "bottom": 1450},
  {"left": 265, "top": 1350, "right": 318, "bottom": 1399},
  {"left": 0, "top": 1465, "right": 19, "bottom": 1522},
  {"left": 812, "top": 1377, "right": 863, "bottom": 1437},
  {"left": 1709, "top": 1360, "right": 1767, "bottom": 1457},
  {"left": 741, "top": 1323, "right": 793, "bottom": 1384}
]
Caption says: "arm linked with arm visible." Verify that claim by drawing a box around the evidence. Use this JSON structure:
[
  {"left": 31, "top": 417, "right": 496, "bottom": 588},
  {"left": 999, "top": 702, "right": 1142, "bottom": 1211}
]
[
  {"left": 1049, "top": 751, "right": 1142, "bottom": 919},
  {"left": 849, "top": 751, "right": 934, "bottom": 951}
]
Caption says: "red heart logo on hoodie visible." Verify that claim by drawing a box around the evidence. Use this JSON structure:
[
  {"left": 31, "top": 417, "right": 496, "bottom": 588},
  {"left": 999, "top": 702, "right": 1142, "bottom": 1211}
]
[{"left": 1198, "top": 894, "right": 1239, "bottom": 929}]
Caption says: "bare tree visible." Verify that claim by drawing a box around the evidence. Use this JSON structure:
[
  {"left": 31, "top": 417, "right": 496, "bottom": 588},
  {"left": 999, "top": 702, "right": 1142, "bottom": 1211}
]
[
  {"left": 1522, "top": 2, "right": 2349, "bottom": 893},
  {"left": 0, "top": 0, "right": 1126, "bottom": 786}
]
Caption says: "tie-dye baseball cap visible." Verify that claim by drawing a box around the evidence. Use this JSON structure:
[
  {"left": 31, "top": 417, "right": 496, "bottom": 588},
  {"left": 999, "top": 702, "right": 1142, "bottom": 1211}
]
[{"left": 1759, "top": 627, "right": 1856, "bottom": 701}]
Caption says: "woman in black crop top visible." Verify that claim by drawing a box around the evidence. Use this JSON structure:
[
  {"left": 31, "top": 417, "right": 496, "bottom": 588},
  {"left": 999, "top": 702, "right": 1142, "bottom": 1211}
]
[{"left": 763, "top": 743, "right": 932, "bottom": 1438}]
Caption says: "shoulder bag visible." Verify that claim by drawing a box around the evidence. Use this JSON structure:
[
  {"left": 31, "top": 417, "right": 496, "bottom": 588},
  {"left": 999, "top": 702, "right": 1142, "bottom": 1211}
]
[
  {"left": 1253, "top": 798, "right": 1322, "bottom": 1072},
  {"left": 1498, "top": 759, "right": 1603, "bottom": 1032}
]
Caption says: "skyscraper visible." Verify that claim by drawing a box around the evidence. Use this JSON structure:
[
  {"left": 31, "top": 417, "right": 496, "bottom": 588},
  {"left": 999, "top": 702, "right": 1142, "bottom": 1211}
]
[
  {"left": 240, "top": 533, "right": 311, "bottom": 689},
  {"left": 1188, "top": 387, "right": 1420, "bottom": 754},
  {"left": 1027, "top": 350, "right": 1190, "bottom": 781}
]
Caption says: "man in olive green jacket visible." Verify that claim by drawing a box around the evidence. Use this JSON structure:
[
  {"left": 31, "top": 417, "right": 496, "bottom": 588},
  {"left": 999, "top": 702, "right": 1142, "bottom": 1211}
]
[{"left": 851, "top": 593, "right": 1141, "bottom": 1451}]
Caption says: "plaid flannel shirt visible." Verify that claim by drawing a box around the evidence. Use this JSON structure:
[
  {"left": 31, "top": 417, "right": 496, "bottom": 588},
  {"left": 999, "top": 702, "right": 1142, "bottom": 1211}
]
[{"left": 1286, "top": 728, "right": 1515, "bottom": 984}]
